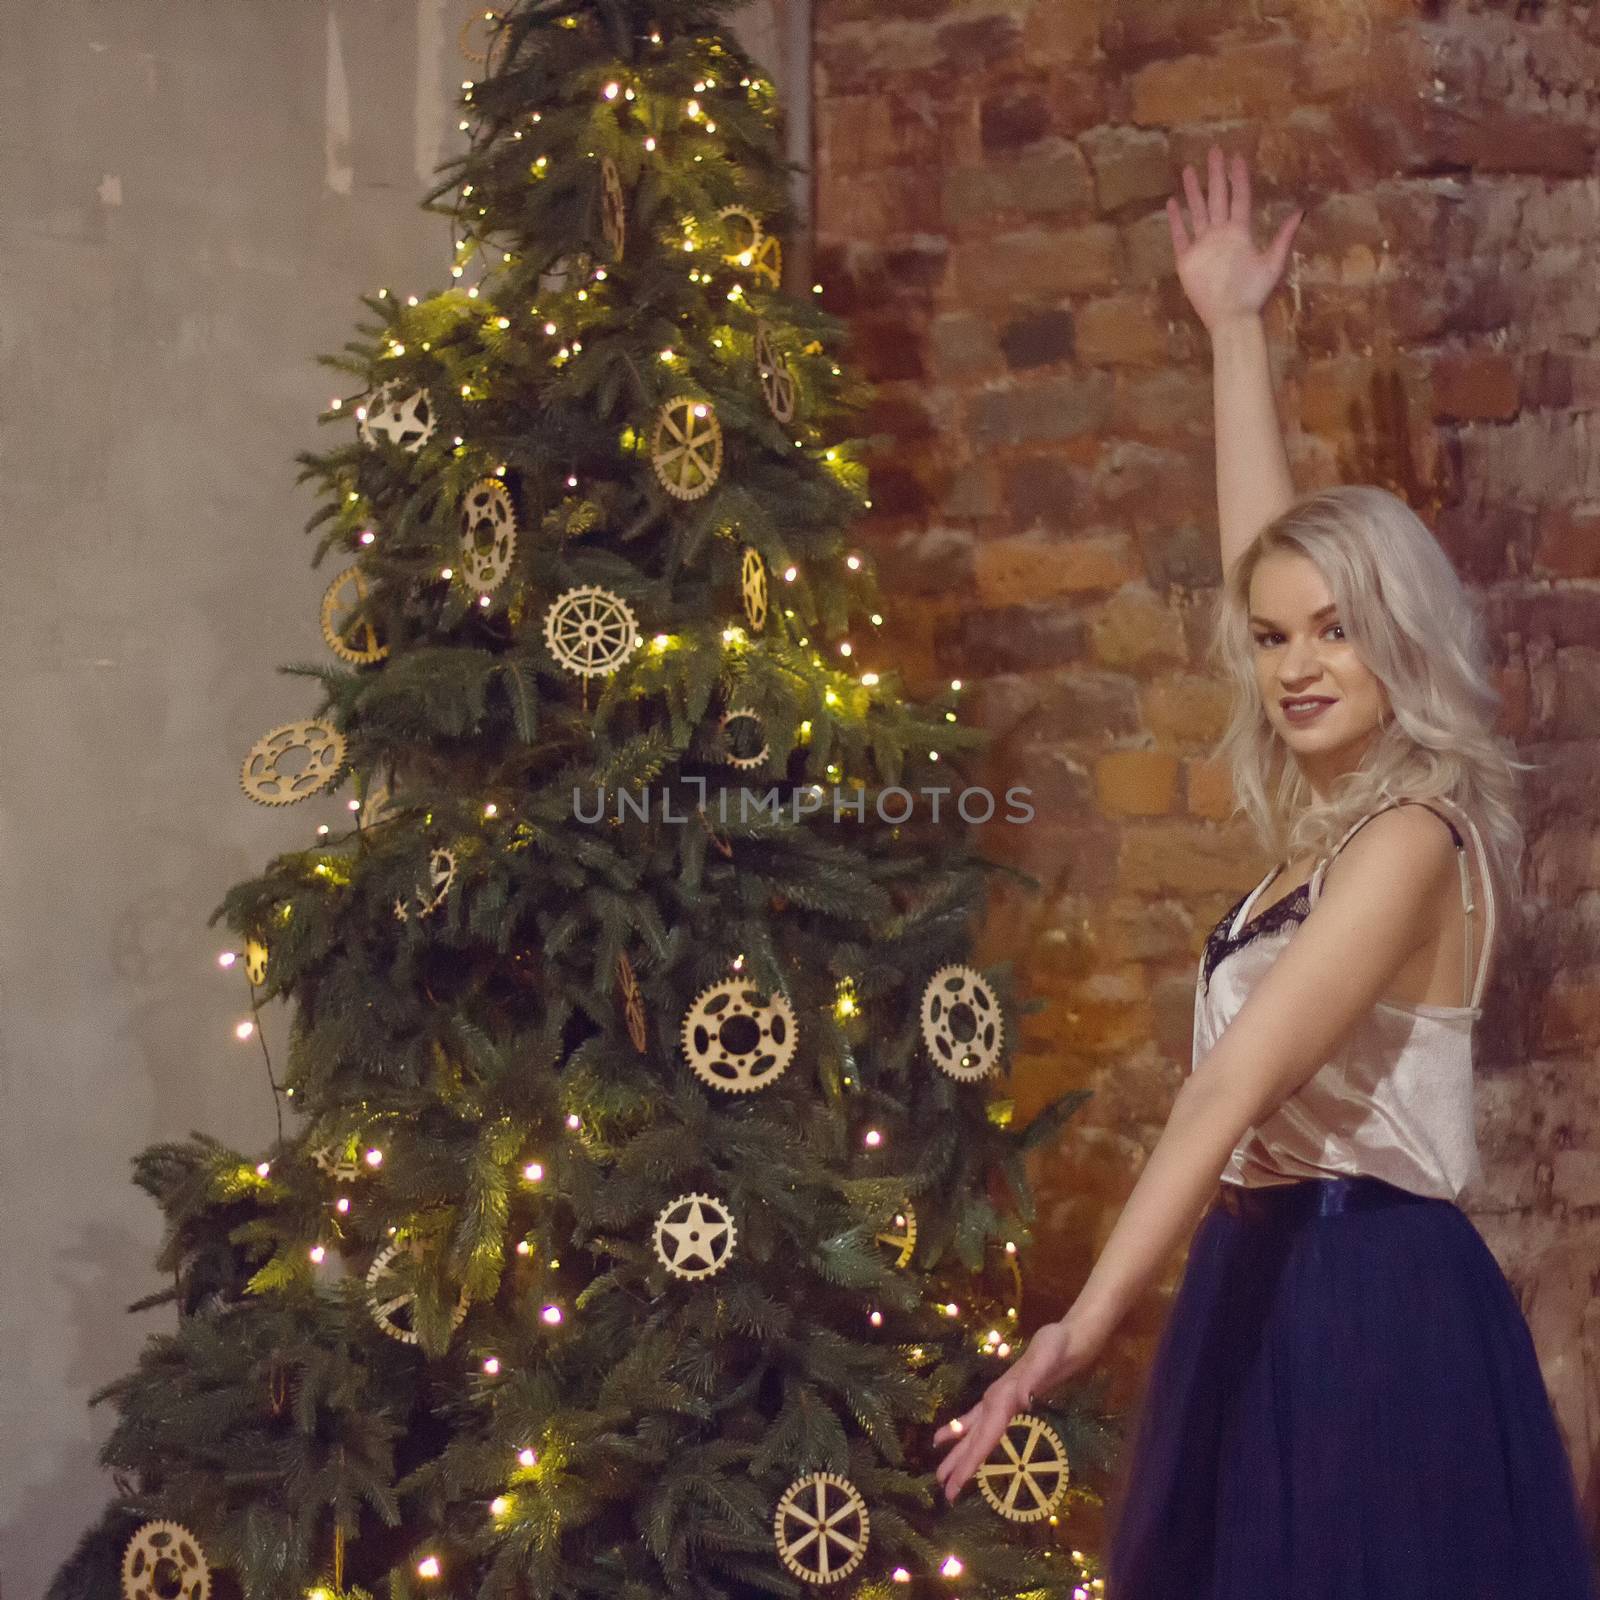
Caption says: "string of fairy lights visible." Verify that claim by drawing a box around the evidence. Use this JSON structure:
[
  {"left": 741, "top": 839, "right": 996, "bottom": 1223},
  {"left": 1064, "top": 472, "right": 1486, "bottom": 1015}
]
[{"left": 189, "top": 9, "right": 1107, "bottom": 1598}]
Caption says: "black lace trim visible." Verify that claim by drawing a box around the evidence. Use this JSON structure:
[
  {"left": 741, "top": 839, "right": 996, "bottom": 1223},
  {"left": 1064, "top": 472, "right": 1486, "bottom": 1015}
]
[{"left": 1200, "top": 882, "right": 1312, "bottom": 995}]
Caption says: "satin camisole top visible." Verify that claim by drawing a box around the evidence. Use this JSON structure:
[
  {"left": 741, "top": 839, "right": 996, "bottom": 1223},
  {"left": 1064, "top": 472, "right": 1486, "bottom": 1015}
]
[{"left": 1189, "top": 794, "right": 1498, "bottom": 1202}]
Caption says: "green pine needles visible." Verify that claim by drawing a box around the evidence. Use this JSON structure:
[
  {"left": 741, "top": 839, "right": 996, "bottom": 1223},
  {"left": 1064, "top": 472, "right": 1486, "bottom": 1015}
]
[{"left": 50, "top": 2, "right": 1114, "bottom": 1597}]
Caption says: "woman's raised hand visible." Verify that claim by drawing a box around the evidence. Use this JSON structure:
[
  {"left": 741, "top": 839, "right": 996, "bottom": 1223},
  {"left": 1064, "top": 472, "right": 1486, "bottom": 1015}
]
[
  {"left": 930, "top": 1312, "right": 1110, "bottom": 1506},
  {"left": 1167, "top": 145, "right": 1303, "bottom": 333}
]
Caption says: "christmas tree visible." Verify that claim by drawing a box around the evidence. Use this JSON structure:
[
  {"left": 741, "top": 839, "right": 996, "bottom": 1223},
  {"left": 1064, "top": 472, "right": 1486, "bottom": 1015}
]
[{"left": 50, "top": 4, "right": 1116, "bottom": 1596}]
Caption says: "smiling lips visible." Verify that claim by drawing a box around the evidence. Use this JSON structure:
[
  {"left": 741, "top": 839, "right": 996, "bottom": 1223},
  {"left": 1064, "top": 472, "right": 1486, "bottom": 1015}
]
[{"left": 1281, "top": 696, "right": 1334, "bottom": 723}]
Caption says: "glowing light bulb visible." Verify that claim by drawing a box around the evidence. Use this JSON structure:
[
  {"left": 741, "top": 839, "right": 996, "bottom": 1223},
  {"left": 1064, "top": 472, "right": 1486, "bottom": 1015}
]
[
  {"left": 418, "top": 1556, "right": 441, "bottom": 1579},
  {"left": 603, "top": 81, "right": 620, "bottom": 99},
  {"left": 942, "top": 1556, "right": 964, "bottom": 1578},
  {"left": 846, "top": 552, "right": 860, "bottom": 568},
  {"left": 491, "top": 1495, "right": 509, "bottom": 1516},
  {"left": 483, "top": 1356, "right": 501, "bottom": 1375},
  {"left": 870, "top": 1310, "right": 883, "bottom": 1327},
  {"left": 218, "top": 951, "right": 237, "bottom": 969},
  {"left": 783, "top": 565, "right": 797, "bottom": 581},
  {"left": 516, "top": 1239, "right": 532, "bottom": 1255},
  {"left": 441, "top": 567, "right": 454, "bottom": 579},
  {"left": 566, "top": 475, "right": 578, "bottom": 487},
  {"left": 566, "top": 1113, "right": 581, "bottom": 1129},
  {"left": 479, "top": 594, "right": 491, "bottom": 608},
  {"left": 235, "top": 1020, "right": 254, "bottom": 1041},
  {"left": 348, "top": 799, "right": 361, "bottom": 812},
  {"left": 518, "top": 1447, "right": 537, "bottom": 1467},
  {"left": 335, "top": 1196, "right": 350, "bottom": 1213},
  {"left": 523, "top": 1162, "right": 543, "bottom": 1181},
  {"left": 256, "top": 1161, "right": 271, "bottom": 1177},
  {"left": 365, "top": 1148, "right": 383, "bottom": 1168},
  {"left": 542, "top": 1304, "right": 562, "bottom": 1324},
  {"left": 862, "top": 672, "right": 879, "bottom": 686},
  {"left": 951, "top": 679, "right": 963, "bottom": 691},
  {"left": 484, "top": 803, "right": 498, "bottom": 818},
  {"left": 310, "top": 1245, "right": 326, "bottom": 1264}
]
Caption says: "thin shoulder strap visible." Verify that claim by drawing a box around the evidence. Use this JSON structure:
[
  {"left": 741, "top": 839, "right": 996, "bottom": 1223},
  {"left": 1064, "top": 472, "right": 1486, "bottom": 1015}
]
[
  {"left": 1309, "top": 794, "right": 1496, "bottom": 1008},
  {"left": 1423, "top": 793, "right": 1497, "bottom": 1009}
]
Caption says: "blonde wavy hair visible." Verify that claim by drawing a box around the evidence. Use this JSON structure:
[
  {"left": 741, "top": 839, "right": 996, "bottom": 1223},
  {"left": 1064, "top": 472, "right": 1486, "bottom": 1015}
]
[{"left": 1207, "top": 485, "right": 1533, "bottom": 912}]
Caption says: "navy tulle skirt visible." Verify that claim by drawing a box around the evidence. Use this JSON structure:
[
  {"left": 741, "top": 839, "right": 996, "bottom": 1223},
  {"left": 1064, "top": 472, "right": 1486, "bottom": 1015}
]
[{"left": 1103, "top": 1175, "right": 1598, "bottom": 1599}]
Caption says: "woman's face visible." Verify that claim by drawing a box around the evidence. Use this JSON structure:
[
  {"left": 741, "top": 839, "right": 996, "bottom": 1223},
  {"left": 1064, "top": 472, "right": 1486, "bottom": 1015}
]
[{"left": 1248, "top": 549, "right": 1390, "bottom": 790}]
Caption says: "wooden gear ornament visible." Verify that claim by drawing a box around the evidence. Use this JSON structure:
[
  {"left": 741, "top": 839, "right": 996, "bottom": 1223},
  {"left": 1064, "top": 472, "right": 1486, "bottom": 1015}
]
[
  {"left": 393, "top": 848, "right": 458, "bottom": 923},
  {"left": 616, "top": 949, "right": 648, "bottom": 1053},
  {"left": 755, "top": 320, "right": 797, "bottom": 424},
  {"left": 240, "top": 720, "right": 346, "bottom": 806},
  {"left": 773, "top": 1472, "right": 870, "bottom": 1585},
  {"left": 244, "top": 938, "right": 269, "bottom": 987},
  {"left": 365, "top": 1237, "right": 470, "bottom": 1345},
  {"left": 458, "top": 477, "right": 518, "bottom": 595},
  {"left": 680, "top": 978, "right": 797, "bottom": 1094},
  {"left": 717, "top": 204, "right": 782, "bottom": 289},
  {"left": 652, "top": 1192, "right": 738, "bottom": 1280},
  {"left": 740, "top": 544, "right": 769, "bottom": 630},
  {"left": 717, "top": 705, "right": 770, "bottom": 771},
  {"left": 542, "top": 584, "right": 641, "bottom": 678},
  {"left": 320, "top": 566, "right": 388, "bottom": 664},
  {"left": 919, "top": 963, "right": 1005, "bottom": 1081},
  {"left": 975, "top": 1413, "right": 1071, "bottom": 1523},
  {"left": 651, "top": 396, "right": 723, "bottom": 501},
  {"left": 356, "top": 381, "right": 436, "bottom": 453},
  {"left": 600, "top": 155, "right": 626, "bottom": 260},
  {"left": 121, "top": 1519, "right": 211, "bottom": 1600},
  {"left": 457, "top": 8, "right": 512, "bottom": 72},
  {"left": 875, "top": 1201, "right": 917, "bottom": 1269}
]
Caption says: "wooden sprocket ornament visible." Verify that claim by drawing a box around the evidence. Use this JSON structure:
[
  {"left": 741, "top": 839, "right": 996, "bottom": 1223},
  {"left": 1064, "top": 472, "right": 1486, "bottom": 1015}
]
[
  {"left": 121, "top": 1519, "right": 211, "bottom": 1600},
  {"left": 653, "top": 1192, "right": 738, "bottom": 1280},
  {"left": 975, "top": 1413, "right": 1071, "bottom": 1523},
  {"left": 875, "top": 1202, "right": 918, "bottom": 1269},
  {"left": 357, "top": 382, "right": 436, "bottom": 453},
  {"left": 600, "top": 155, "right": 626, "bottom": 260},
  {"left": 240, "top": 720, "right": 346, "bottom": 806},
  {"left": 542, "top": 584, "right": 641, "bottom": 678},
  {"left": 718, "top": 204, "right": 783, "bottom": 289},
  {"left": 920, "top": 963, "right": 1005, "bottom": 1081},
  {"left": 365, "top": 1238, "right": 470, "bottom": 1345},
  {"left": 321, "top": 566, "right": 388, "bottom": 663},
  {"left": 741, "top": 545, "right": 769, "bottom": 630},
  {"left": 755, "top": 320, "right": 797, "bottom": 424},
  {"left": 773, "top": 1472, "right": 870, "bottom": 1585},
  {"left": 393, "top": 848, "right": 457, "bottom": 923},
  {"left": 458, "top": 8, "right": 511, "bottom": 71},
  {"left": 651, "top": 396, "right": 723, "bottom": 500},
  {"left": 311, "top": 1139, "right": 362, "bottom": 1183},
  {"left": 680, "top": 978, "right": 797, "bottom": 1094},
  {"left": 244, "top": 938, "right": 269, "bottom": 986},
  {"left": 718, "top": 705, "right": 770, "bottom": 770},
  {"left": 459, "top": 477, "right": 518, "bottom": 594}
]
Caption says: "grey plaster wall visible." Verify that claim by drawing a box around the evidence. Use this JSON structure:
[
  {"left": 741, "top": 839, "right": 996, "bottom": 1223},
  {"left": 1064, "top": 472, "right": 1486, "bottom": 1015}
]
[{"left": 0, "top": 2, "right": 806, "bottom": 1590}]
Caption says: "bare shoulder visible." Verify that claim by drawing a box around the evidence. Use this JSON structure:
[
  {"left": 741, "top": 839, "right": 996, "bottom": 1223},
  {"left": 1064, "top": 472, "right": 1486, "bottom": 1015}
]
[{"left": 1320, "top": 802, "right": 1460, "bottom": 904}]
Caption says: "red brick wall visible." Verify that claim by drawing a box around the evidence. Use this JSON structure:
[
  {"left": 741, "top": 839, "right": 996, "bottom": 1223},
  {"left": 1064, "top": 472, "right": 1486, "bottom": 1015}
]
[{"left": 813, "top": 0, "right": 1600, "bottom": 1544}]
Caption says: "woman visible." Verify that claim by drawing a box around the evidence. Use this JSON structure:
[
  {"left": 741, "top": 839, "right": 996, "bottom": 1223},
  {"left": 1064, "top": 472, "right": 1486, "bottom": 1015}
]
[{"left": 931, "top": 147, "right": 1598, "bottom": 1596}]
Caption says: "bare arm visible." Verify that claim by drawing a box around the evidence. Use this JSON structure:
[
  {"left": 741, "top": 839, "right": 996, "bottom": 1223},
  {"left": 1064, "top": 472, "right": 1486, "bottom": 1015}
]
[
  {"left": 931, "top": 806, "right": 1457, "bottom": 1503},
  {"left": 1168, "top": 147, "right": 1302, "bottom": 580},
  {"left": 1060, "top": 806, "right": 1455, "bottom": 1344}
]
